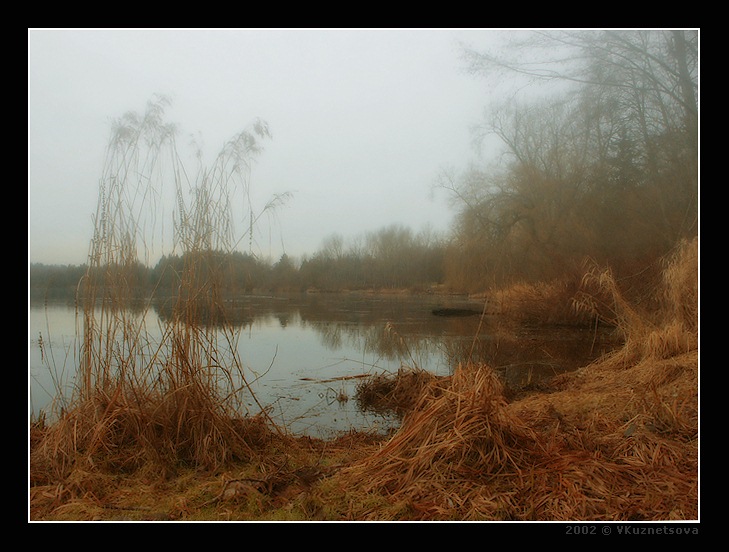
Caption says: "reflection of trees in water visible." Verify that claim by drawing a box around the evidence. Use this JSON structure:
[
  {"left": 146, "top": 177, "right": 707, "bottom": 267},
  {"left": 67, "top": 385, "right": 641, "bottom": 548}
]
[
  {"left": 152, "top": 295, "right": 298, "bottom": 329},
  {"left": 275, "top": 311, "right": 293, "bottom": 328},
  {"left": 443, "top": 322, "right": 622, "bottom": 388},
  {"left": 297, "top": 295, "right": 478, "bottom": 368},
  {"left": 153, "top": 297, "right": 254, "bottom": 328},
  {"left": 151, "top": 293, "right": 622, "bottom": 388},
  {"left": 306, "top": 305, "right": 620, "bottom": 386},
  {"left": 314, "top": 321, "right": 346, "bottom": 350},
  {"left": 317, "top": 317, "right": 620, "bottom": 390},
  {"left": 151, "top": 293, "right": 476, "bottom": 367},
  {"left": 311, "top": 320, "right": 444, "bottom": 366}
]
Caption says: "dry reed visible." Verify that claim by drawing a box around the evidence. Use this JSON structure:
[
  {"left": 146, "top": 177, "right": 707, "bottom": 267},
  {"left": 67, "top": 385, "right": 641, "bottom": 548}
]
[
  {"left": 496, "top": 275, "right": 591, "bottom": 326},
  {"left": 576, "top": 237, "right": 698, "bottom": 365},
  {"left": 31, "top": 98, "right": 287, "bottom": 484}
]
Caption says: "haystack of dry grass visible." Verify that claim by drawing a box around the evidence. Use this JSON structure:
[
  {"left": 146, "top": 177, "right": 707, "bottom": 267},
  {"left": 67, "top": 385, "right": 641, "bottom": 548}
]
[{"left": 342, "top": 362, "right": 542, "bottom": 520}]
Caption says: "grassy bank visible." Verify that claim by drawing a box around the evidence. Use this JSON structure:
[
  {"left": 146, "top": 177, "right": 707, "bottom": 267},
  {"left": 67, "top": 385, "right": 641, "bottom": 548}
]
[{"left": 29, "top": 238, "right": 698, "bottom": 521}]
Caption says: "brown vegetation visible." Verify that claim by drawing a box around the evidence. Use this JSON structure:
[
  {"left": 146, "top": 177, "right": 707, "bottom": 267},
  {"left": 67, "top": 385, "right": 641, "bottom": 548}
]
[
  {"left": 29, "top": 238, "right": 698, "bottom": 521},
  {"left": 335, "top": 242, "right": 697, "bottom": 520},
  {"left": 442, "top": 31, "right": 697, "bottom": 294}
]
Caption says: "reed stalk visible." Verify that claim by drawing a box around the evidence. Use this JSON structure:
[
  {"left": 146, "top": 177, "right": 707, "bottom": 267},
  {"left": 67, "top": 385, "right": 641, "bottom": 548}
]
[{"left": 37, "top": 97, "right": 285, "bottom": 476}]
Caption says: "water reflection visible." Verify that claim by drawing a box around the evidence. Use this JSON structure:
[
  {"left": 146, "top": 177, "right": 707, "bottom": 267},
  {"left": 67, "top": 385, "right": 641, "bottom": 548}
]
[{"left": 29, "top": 293, "right": 620, "bottom": 436}]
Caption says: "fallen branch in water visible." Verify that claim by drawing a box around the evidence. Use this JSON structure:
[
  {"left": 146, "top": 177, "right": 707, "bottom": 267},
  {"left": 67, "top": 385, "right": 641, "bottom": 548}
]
[{"left": 299, "top": 374, "right": 371, "bottom": 383}]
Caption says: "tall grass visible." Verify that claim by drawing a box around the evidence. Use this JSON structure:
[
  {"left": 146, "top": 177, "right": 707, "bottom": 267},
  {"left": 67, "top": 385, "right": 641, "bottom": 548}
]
[
  {"left": 336, "top": 236, "right": 698, "bottom": 520},
  {"left": 575, "top": 236, "right": 699, "bottom": 362},
  {"left": 32, "top": 97, "right": 286, "bottom": 479}
]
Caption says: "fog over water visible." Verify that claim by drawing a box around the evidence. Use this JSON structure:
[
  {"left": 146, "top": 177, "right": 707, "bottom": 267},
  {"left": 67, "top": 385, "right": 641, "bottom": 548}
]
[{"left": 29, "top": 28, "right": 509, "bottom": 266}]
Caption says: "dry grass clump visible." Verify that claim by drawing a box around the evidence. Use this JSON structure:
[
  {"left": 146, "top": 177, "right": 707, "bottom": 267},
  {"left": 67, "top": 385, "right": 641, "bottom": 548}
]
[
  {"left": 29, "top": 387, "right": 276, "bottom": 486},
  {"left": 505, "top": 340, "right": 698, "bottom": 520},
  {"left": 355, "top": 366, "right": 439, "bottom": 416},
  {"left": 30, "top": 99, "right": 285, "bottom": 486},
  {"left": 576, "top": 237, "right": 698, "bottom": 364},
  {"left": 492, "top": 274, "right": 593, "bottom": 326},
  {"left": 30, "top": 429, "right": 310, "bottom": 522},
  {"left": 333, "top": 237, "right": 698, "bottom": 521},
  {"left": 336, "top": 358, "right": 697, "bottom": 520},
  {"left": 340, "top": 362, "right": 541, "bottom": 520}
]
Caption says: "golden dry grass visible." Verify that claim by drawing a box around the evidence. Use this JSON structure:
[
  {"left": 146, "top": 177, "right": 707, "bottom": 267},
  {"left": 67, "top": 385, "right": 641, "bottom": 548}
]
[
  {"left": 29, "top": 238, "right": 698, "bottom": 521},
  {"left": 330, "top": 238, "right": 699, "bottom": 521},
  {"left": 355, "top": 366, "right": 440, "bottom": 416},
  {"left": 332, "top": 348, "right": 697, "bottom": 520}
]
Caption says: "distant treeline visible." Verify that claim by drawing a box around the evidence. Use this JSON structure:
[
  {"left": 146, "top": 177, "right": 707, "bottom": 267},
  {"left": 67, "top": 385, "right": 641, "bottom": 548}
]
[
  {"left": 29, "top": 224, "right": 447, "bottom": 300},
  {"left": 29, "top": 263, "right": 89, "bottom": 301}
]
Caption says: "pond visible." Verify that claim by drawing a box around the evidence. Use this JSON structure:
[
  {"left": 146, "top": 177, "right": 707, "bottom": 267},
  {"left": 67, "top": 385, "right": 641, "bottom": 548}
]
[{"left": 28, "top": 292, "right": 620, "bottom": 438}]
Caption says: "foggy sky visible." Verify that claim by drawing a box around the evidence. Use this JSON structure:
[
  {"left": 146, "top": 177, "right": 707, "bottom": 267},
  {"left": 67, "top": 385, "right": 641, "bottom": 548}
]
[{"left": 29, "top": 28, "right": 506, "bottom": 266}]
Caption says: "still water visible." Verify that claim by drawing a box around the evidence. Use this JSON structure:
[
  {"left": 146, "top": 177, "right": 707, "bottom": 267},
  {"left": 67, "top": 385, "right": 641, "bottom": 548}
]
[{"left": 29, "top": 293, "right": 618, "bottom": 438}]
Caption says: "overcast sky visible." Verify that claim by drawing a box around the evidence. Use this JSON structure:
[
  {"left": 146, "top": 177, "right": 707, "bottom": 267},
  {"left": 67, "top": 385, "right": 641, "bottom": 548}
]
[{"left": 29, "top": 28, "right": 511, "bottom": 266}]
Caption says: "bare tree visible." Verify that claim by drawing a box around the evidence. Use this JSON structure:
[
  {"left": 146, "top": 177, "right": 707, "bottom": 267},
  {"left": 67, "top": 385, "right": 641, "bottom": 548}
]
[{"left": 442, "top": 30, "right": 698, "bottom": 290}]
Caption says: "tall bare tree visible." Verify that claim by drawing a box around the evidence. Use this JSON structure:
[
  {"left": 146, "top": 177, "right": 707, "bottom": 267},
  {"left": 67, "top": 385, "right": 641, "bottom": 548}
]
[{"left": 444, "top": 30, "right": 698, "bottom": 289}]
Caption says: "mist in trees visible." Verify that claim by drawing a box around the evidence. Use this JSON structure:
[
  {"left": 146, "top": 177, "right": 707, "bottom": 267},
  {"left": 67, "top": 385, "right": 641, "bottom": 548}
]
[
  {"left": 31, "top": 224, "right": 447, "bottom": 299},
  {"left": 31, "top": 31, "right": 698, "bottom": 299},
  {"left": 298, "top": 224, "right": 446, "bottom": 291},
  {"left": 441, "top": 30, "right": 698, "bottom": 292}
]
